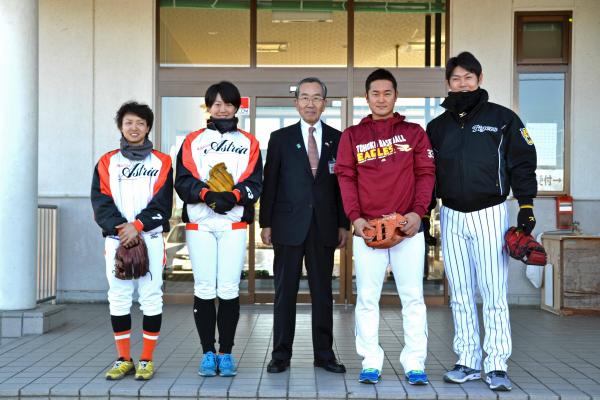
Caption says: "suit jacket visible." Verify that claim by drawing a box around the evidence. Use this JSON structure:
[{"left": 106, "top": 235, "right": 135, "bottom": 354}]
[{"left": 259, "top": 121, "right": 350, "bottom": 247}]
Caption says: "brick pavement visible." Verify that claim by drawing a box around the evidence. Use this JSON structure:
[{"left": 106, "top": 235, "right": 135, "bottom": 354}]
[{"left": 1, "top": 304, "right": 599, "bottom": 399}]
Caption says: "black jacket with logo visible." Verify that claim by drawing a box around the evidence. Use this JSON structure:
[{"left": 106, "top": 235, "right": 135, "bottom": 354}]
[{"left": 426, "top": 90, "right": 537, "bottom": 212}]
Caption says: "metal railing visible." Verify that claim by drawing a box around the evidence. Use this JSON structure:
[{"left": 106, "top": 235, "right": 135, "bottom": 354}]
[{"left": 37, "top": 205, "right": 58, "bottom": 303}]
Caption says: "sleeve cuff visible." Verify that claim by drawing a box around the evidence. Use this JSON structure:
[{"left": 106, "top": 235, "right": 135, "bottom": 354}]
[
  {"left": 232, "top": 189, "right": 241, "bottom": 202},
  {"left": 412, "top": 206, "right": 427, "bottom": 219},
  {"left": 200, "top": 188, "right": 209, "bottom": 201},
  {"left": 133, "top": 219, "right": 144, "bottom": 233},
  {"left": 517, "top": 197, "right": 534, "bottom": 207},
  {"left": 348, "top": 211, "right": 361, "bottom": 223}
]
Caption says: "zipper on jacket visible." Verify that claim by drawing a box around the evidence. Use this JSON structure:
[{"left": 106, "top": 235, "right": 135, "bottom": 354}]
[{"left": 497, "top": 135, "right": 504, "bottom": 195}]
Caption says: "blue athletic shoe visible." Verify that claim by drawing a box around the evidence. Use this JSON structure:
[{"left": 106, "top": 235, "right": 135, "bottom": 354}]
[
  {"left": 198, "top": 351, "right": 217, "bottom": 377},
  {"left": 358, "top": 368, "right": 381, "bottom": 384},
  {"left": 217, "top": 353, "right": 237, "bottom": 377},
  {"left": 406, "top": 370, "right": 429, "bottom": 385}
]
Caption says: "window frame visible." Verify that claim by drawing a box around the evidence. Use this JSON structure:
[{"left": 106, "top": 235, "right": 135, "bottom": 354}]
[
  {"left": 513, "top": 11, "right": 572, "bottom": 196},
  {"left": 515, "top": 11, "right": 571, "bottom": 65}
]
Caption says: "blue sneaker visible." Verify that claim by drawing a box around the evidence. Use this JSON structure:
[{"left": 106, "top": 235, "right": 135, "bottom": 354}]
[
  {"left": 406, "top": 370, "right": 429, "bottom": 385},
  {"left": 217, "top": 353, "right": 237, "bottom": 377},
  {"left": 198, "top": 351, "right": 217, "bottom": 377},
  {"left": 358, "top": 368, "right": 381, "bottom": 384}
]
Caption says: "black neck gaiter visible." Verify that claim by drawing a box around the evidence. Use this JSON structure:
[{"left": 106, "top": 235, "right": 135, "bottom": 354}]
[
  {"left": 207, "top": 117, "right": 238, "bottom": 134},
  {"left": 442, "top": 87, "right": 485, "bottom": 116}
]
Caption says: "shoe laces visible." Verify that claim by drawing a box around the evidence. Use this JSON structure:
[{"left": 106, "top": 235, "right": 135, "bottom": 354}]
[
  {"left": 362, "top": 368, "right": 379, "bottom": 374},
  {"left": 219, "top": 354, "right": 233, "bottom": 368},
  {"left": 139, "top": 361, "right": 149, "bottom": 369},
  {"left": 202, "top": 352, "right": 216, "bottom": 367},
  {"left": 489, "top": 370, "right": 507, "bottom": 378},
  {"left": 453, "top": 364, "right": 470, "bottom": 372}
]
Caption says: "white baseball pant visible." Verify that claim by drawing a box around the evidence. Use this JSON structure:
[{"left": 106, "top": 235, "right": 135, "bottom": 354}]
[
  {"left": 440, "top": 202, "right": 511, "bottom": 373},
  {"left": 104, "top": 232, "right": 165, "bottom": 316},
  {"left": 354, "top": 232, "right": 428, "bottom": 373}
]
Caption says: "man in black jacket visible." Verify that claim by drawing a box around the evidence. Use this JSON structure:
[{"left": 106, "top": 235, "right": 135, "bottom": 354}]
[
  {"left": 427, "top": 52, "right": 537, "bottom": 391},
  {"left": 260, "top": 77, "right": 349, "bottom": 374}
]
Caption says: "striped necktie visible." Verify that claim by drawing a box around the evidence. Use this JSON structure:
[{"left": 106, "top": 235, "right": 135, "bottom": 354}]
[{"left": 307, "top": 126, "right": 319, "bottom": 177}]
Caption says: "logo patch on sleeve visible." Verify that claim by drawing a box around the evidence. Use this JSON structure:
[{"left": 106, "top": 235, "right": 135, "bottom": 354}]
[{"left": 520, "top": 128, "right": 534, "bottom": 145}]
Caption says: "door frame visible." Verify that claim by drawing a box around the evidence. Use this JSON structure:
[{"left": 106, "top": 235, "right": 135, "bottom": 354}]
[{"left": 158, "top": 67, "right": 448, "bottom": 305}]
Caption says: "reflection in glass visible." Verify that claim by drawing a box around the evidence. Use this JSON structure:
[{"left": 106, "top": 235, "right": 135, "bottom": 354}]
[
  {"left": 519, "top": 73, "right": 565, "bottom": 192},
  {"left": 160, "top": 97, "right": 252, "bottom": 295},
  {"left": 254, "top": 100, "right": 345, "bottom": 294},
  {"left": 354, "top": 2, "right": 445, "bottom": 67},
  {"left": 257, "top": 8, "right": 347, "bottom": 66},
  {"left": 352, "top": 97, "right": 445, "bottom": 296},
  {"left": 160, "top": 3, "right": 250, "bottom": 66},
  {"left": 522, "top": 22, "right": 563, "bottom": 60}
]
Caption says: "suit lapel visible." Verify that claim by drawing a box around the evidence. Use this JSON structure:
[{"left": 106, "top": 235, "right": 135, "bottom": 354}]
[
  {"left": 315, "top": 123, "right": 332, "bottom": 178},
  {"left": 291, "top": 122, "right": 313, "bottom": 177}
]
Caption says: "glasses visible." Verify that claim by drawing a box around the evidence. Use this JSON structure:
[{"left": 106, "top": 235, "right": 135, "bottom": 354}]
[{"left": 297, "top": 95, "right": 325, "bottom": 105}]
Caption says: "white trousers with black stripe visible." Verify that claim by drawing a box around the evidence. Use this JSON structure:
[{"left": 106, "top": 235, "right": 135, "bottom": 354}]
[
  {"left": 354, "top": 232, "right": 428, "bottom": 373},
  {"left": 440, "top": 202, "right": 511, "bottom": 373}
]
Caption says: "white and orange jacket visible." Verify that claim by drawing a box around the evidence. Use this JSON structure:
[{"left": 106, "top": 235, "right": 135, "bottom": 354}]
[
  {"left": 174, "top": 127, "right": 262, "bottom": 231},
  {"left": 91, "top": 150, "right": 173, "bottom": 236}
]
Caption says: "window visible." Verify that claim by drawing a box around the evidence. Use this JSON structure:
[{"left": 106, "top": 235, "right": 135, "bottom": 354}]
[
  {"left": 159, "top": 1, "right": 250, "bottom": 66},
  {"left": 515, "top": 11, "right": 571, "bottom": 194},
  {"left": 257, "top": 2, "right": 347, "bottom": 67},
  {"left": 516, "top": 12, "right": 571, "bottom": 64},
  {"left": 354, "top": 1, "right": 445, "bottom": 68}
]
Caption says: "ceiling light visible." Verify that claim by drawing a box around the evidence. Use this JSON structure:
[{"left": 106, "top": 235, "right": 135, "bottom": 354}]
[
  {"left": 272, "top": 11, "right": 333, "bottom": 23},
  {"left": 257, "top": 42, "right": 288, "bottom": 53}
]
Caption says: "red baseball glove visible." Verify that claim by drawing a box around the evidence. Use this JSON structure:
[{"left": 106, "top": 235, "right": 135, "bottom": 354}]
[
  {"left": 504, "top": 227, "right": 547, "bottom": 266},
  {"left": 114, "top": 237, "right": 150, "bottom": 280},
  {"left": 363, "top": 213, "right": 408, "bottom": 249}
]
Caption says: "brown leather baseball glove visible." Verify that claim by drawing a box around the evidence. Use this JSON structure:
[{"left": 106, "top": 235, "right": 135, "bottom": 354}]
[
  {"left": 114, "top": 237, "right": 149, "bottom": 280},
  {"left": 362, "top": 213, "right": 408, "bottom": 249},
  {"left": 504, "top": 226, "right": 547, "bottom": 266},
  {"left": 206, "top": 162, "right": 235, "bottom": 192}
]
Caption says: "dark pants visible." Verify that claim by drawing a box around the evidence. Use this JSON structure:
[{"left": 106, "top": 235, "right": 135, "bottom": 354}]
[{"left": 272, "top": 217, "right": 336, "bottom": 362}]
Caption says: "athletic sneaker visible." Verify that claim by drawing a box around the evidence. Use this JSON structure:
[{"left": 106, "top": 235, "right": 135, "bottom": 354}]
[
  {"left": 217, "top": 353, "right": 237, "bottom": 377},
  {"left": 358, "top": 368, "right": 381, "bottom": 384},
  {"left": 135, "top": 360, "right": 154, "bottom": 380},
  {"left": 406, "top": 370, "right": 429, "bottom": 385},
  {"left": 105, "top": 358, "right": 135, "bottom": 380},
  {"left": 198, "top": 351, "right": 218, "bottom": 377},
  {"left": 443, "top": 364, "right": 481, "bottom": 383},
  {"left": 485, "top": 370, "right": 512, "bottom": 391}
]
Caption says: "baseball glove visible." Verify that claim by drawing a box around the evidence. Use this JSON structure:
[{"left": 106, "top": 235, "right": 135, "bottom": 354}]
[
  {"left": 504, "top": 226, "right": 547, "bottom": 266},
  {"left": 114, "top": 237, "right": 149, "bottom": 280},
  {"left": 206, "top": 162, "right": 235, "bottom": 192},
  {"left": 362, "top": 213, "right": 408, "bottom": 249}
]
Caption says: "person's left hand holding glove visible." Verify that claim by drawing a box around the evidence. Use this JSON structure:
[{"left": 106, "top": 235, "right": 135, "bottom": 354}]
[
  {"left": 517, "top": 200, "right": 536, "bottom": 235},
  {"left": 204, "top": 191, "right": 237, "bottom": 215}
]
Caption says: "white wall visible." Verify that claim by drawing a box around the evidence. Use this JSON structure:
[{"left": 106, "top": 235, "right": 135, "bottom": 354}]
[
  {"left": 39, "top": 0, "right": 155, "bottom": 301},
  {"left": 450, "top": 0, "right": 600, "bottom": 304}
]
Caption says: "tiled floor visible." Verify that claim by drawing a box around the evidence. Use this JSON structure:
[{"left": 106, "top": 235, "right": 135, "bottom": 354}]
[{"left": 1, "top": 304, "right": 600, "bottom": 399}]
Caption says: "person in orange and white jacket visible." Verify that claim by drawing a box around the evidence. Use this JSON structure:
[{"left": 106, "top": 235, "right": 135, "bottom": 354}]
[
  {"left": 175, "top": 81, "right": 262, "bottom": 377},
  {"left": 91, "top": 101, "right": 173, "bottom": 381}
]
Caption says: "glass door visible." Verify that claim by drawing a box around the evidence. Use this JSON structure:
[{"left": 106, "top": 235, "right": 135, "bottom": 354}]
[
  {"left": 253, "top": 97, "right": 348, "bottom": 304},
  {"left": 160, "top": 96, "right": 253, "bottom": 303}
]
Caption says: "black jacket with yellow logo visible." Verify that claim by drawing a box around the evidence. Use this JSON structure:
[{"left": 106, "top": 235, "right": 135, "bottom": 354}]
[{"left": 426, "top": 89, "right": 537, "bottom": 213}]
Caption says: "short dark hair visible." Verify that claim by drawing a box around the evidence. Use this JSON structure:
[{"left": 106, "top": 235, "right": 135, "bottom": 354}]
[
  {"left": 365, "top": 68, "right": 397, "bottom": 93},
  {"left": 115, "top": 101, "right": 154, "bottom": 131},
  {"left": 294, "top": 77, "right": 327, "bottom": 99},
  {"left": 445, "top": 51, "right": 482, "bottom": 81},
  {"left": 205, "top": 81, "right": 242, "bottom": 111}
]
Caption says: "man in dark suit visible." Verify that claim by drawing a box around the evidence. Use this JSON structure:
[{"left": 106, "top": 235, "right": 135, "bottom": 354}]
[{"left": 260, "top": 77, "right": 349, "bottom": 374}]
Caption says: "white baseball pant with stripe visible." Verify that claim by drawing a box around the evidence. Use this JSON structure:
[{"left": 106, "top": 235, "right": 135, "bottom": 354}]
[
  {"left": 186, "top": 223, "right": 247, "bottom": 300},
  {"left": 440, "top": 202, "right": 511, "bottom": 373},
  {"left": 354, "top": 232, "right": 428, "bottom": 373},
  {"left": 104, "top": 232, "right": 165, "bottom": 316}
]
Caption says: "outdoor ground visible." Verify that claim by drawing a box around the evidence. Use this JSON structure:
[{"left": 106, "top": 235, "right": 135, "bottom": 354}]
[{"left": 1, "top": 304, "right": 599, "bottom": 399}]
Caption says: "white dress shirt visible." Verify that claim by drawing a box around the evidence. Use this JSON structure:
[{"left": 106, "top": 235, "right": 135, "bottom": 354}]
[{"left": 300, "top": 119, "right": 322, "bottom": 158}]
